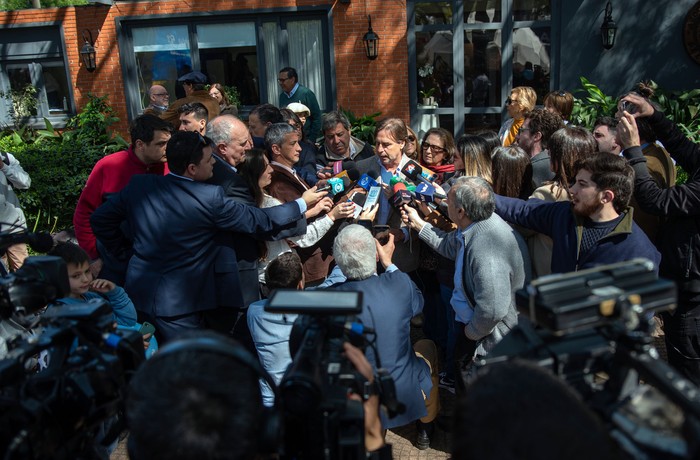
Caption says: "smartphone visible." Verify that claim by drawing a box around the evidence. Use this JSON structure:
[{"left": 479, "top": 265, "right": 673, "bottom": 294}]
[
  {"left": 372, "top": 224, "right": 391, "bottom": 244},
  {"left": 620, "top": 100, "right": 637, "bottom": 115},
  {"left": 139, "top": 321, "right": 156, "bottom": 336}
]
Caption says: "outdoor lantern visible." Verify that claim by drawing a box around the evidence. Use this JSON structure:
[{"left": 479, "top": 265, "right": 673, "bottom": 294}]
[
  {"left": 362, "top": 15, "right": 379, "bottom": 60},
  {"left": 80, "top": 30, "right": 97, "bottom": 72},
  {"left": 600, "top": 0, "right": 617, "bottom": 50}
]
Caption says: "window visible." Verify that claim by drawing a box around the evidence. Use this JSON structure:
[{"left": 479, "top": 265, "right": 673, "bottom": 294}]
[
  {"left": 410, "top": 0, "right": 555, "bottom": 138},
  {"left": 0, "top": 26, "right": 73, "bottom": 127},
  {"left": 119, "top": 10, "right": 333, "bottom": 120}
]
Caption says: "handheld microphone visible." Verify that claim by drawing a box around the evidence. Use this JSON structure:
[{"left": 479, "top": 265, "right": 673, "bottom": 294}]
[
  {"left": 0, "top": 231, "right": 54, "bottom": 253},
  {"left": 327, "top": 177, "right": 345, "bottom": 196},
  {"left": 414, "top": 182, "right": 438, "bottom": 203},
  {"left": 358, "top": 173, "right": 379, "bottom": 191},
  {"left": 401, "top": 160, "right": 446, "bottom": 199},
  {"left": 390, "top": 182, "right": 413, "bottom": 208}
]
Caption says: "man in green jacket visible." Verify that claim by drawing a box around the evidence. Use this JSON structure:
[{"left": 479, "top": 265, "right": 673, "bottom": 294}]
[{"left": 278, "top": 67, "right": 322, "bottom": 142}]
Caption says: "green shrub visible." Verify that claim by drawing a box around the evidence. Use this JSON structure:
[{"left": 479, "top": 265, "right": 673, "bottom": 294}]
[
  {"left": 339, "top": 107, "right": 381, "bottom": 146},
  {"left": 0, "top": 93, "right": 127, "bottom": 233}
]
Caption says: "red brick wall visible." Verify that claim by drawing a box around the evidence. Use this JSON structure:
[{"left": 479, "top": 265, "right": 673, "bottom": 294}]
[{"left": 0, "top": 1, "right": 409, "bottom": 139}]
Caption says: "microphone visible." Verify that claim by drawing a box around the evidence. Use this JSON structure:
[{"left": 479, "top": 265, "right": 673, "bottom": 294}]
[
  {"left": 327, "top": 177, "right": 345, "bottom": 196},
  {"left": 390, "top": 182, "right": 413, "bottom": 208},
  {"left": 414, "top": 182, "right": 438, "bottom": 203},
  {"left": 0, "top": 231, "right": 54, "bottom": 253},
  {"left": 357, "top": 172, "right": 380, "bottom": 191},
  {"left": 332, "top": 160, "right": 357, "bottom": 176},
  {"left": 401, "top": 160, "right": 446, "bottom": 199}
]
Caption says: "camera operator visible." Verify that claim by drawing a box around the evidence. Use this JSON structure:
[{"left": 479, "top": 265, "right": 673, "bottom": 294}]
[
  {"left": 126, "top": 329, "right": 387, "bottom": 459},
  {"left": 326, "top": 224, "right": 440, "bottom": 450},
  {"left": 617, "top": 93, "right": 700, "bottom": 386},
  {"left": 0, "top": 149, "right": 31, "bottom": 272}
]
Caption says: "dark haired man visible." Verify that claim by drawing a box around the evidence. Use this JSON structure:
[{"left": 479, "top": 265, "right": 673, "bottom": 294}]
[
  {"left": 495, "top": 153, "right": 660, "bottom": 274},
  {"left": 515, "top": 108, "right": 564, "bottom": 187},
  {"left": 74, "top": 114, "right": 173, "bottom": 283},
  {"left": 593, "top": 116, "right": 621, "bottom": 155},
  {"left": 317, "top": 110, "right": 374, "bottom": 167},
  {"left": 91, "top": 131, "right": 325, "bottom": 342},
  {"left": 178, "top": 102, "right": 208, "bottom": 135},
  {"left": 248, "top": 103, "right": 283, "bottom": 148},
  {"left": 160, "top": 71, "right": 220, "bottom": 129},
  {"left": 278, "top": 66, "right": 322, "bottom": 142}
]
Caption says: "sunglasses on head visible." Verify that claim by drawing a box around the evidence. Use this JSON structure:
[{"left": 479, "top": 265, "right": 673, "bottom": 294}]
[{"left": 505, "top": 98, "right": 513, "bottom": 105}]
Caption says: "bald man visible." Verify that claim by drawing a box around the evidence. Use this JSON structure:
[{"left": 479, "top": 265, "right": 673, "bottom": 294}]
[{"left": 144, "top": 85, "right": 169, "bottom": 115}]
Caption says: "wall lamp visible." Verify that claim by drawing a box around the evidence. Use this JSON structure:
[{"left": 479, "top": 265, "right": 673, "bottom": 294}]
[
  {"left": 601, "top": 0, "right": 617, "bottom": 50},
  {"left": 362, "top": 15, "right": 379, "bottom": 60},
  {"left": 80, "top": 29, "right": 97, "bottom": 72}
]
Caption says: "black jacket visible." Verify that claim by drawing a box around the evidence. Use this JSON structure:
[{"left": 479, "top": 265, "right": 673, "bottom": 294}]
[{"left": 624, "top": 110, "right": 700, "bottom": 293}]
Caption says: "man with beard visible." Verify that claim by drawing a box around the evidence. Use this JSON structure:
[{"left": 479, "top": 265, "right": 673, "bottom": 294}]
[{"left": 494, "top": 153, "right": 660, "bottom": 274}]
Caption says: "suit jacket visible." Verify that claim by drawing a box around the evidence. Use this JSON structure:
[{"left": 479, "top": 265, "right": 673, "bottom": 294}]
[
  {"left": 328, "top": 270, "right": 432, "bottom": 428},
  {"left": 531, "top": 149, "right": 554, "bottom": 189},
  {"left": 268, "top": 164, "right": 336, "bottom": 283},
  {"left": 355, "top": 156, "right": 421, "bottom": 272},
  {"left": 207, "top": 156, "right": 306, "bottom": 308},
  {"left": 90, "top": 174, "right": 303, "bottom": 318}
]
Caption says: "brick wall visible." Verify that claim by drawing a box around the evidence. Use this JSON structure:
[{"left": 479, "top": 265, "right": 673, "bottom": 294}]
[{"left": 0, "top": 0, "right": 409, "bottom": 141}]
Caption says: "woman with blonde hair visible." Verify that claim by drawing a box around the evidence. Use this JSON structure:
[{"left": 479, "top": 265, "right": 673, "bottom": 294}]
[
  {"left": 405, "top": 127, "right": 420, "bottom": 161},
  {"left": 498, "top": 86, "right": 537, "bottom": 146},
  {"left": 453, "top": 135, "right": 492, "bottom": 184}
]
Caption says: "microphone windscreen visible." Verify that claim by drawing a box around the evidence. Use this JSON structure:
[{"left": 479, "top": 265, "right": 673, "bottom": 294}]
[
  {"left": 392, "top": 182, "right": 407, "bottom": 193},
  {"left": 346, "top": 168, "right": 360, "bottom": 181},
  {"left": 29, "top": 232, "right": 55, "bottom": 253},
  {"left": 367, "top": 170, "right": 380, "bottom": 180}
]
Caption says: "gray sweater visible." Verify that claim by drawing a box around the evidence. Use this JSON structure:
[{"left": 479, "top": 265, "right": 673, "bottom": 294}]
[{"left": 419, "top": 213, "right": 531, "bottom": 356}]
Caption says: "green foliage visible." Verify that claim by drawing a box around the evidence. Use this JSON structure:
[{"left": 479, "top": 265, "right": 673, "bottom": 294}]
[
  {"left": 0, "top": 94, "right": 127, "bottom": 233},
  {"left": 339, "top": 107, "right": 382, "bottom": 146},
  {"left": 570, "top": 76, "right": 618, "bottom": 130},
  {"left": 0, "top": 0, "right": 86, "bottom": 10},
  {"left": 205, "top": 84, "right": 241, "bottom": 108},
  {"left": 0, "top": 84, "right": 38, "bottom": 129}
]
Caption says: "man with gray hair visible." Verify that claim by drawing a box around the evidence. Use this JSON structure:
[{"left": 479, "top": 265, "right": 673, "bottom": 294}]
[
  {"left": 317, "top": 110, "right": 374, "bottom": 167},
  {"left": 402, "top": 176, "right": 531, "bottom": 390},
  {"left": 327, "top": 225, "right": 440, "bottom": 449}
]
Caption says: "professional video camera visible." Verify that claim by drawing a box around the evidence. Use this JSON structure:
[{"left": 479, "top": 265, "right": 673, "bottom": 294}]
[
  {"left": 266, "top": 289, "right": 404, "bottom": 460},
  {"left": 0, "top": 239, "right": 144, "bottom": 460},
  {"left": 474, "top": 259, "right": 700, "bottom": 459}
]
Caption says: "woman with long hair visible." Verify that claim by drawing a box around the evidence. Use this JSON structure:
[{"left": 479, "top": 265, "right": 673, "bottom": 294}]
[
  {"left": 419, "top": 127, "right": 456, "bottom": 184},
  {"left": 453, "top": 135, "right": 492, "bottom": 184},
  {"left": 209, "top": 83, "right": 238, "bottom": 116},
  {"left": 239, "top": 148, "right": 354, "bottom": 289},
  {"left": 405, "top": 127, "right": 420, "bottom": 161},
  {"left": 491, "top": 145, "right": 533, "bottom": 199}
]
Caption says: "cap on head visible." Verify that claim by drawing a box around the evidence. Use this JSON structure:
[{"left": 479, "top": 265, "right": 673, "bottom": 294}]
[
  {"left": 177, "top": 71, "right": 208, "bottom": 84},
  {"left": 286, "top": 102, "right": 310, "bottom": 117}
]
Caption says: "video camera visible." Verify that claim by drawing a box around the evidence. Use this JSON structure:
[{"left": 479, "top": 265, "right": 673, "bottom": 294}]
[
  {"left": 266, "top": 289, "right": 404, "bottom": 460},
  {"left": 475, "top": 259, "right": 700, "bottom": 459},
  {"left": 0, "top": 254, "right": 144, "bottom": 460}
]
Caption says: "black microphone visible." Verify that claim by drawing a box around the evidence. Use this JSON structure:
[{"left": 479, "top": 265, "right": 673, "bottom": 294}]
[
  {"left": 0, "top": 231, "right": 54, "bottom": 253},
  {"left": 390, "top": 182, "right": 413, "bottom": 208},
  {"left": 401, "top": 160, "right": 447, "bottom": 199}
]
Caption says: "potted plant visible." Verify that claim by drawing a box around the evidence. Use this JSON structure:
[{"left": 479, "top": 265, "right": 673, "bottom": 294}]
[
  {"left": 418, "top": 62, "right": 438, "bottom": 106},
  {"left": 419, "top": 87, "right": 436, "bottom": 106}
]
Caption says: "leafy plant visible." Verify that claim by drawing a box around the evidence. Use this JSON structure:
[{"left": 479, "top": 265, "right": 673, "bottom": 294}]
[
  {"left": 419, "top": 87, "right": 436, "bottom": 99},
  {"left": 206, "top": 84, "right": 241, "bottom": 108},
  {"left": 0, "top": 84, "right": 38, "bottom": 130},
  {"left": 339, "top": 107, "right": 382, "bottom": 146},
  {"left": 570, "top": 76, "right": 617, "bottom": 129},
  {"left": 0, "top": 93, "right": 127, "bottom": 233}
]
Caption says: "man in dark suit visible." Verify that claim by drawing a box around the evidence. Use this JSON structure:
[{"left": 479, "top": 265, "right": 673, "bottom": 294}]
[
  {"left": 326, "top": 225, "right": 440, "bottom": 449},
  {"left": 205, "top": 115, "right": 307, "bottom": 343},
  {"left": 266, "top": 122, "right": 337, "bottom": 285},
  {"left": 91, "top": 131, "right": 324, "bottom": 343}
]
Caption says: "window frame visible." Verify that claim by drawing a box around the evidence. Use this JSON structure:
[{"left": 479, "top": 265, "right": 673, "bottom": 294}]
[
  {"left": 0, "top": 23, "right": 75, "bottom": 129},
  {"left": 115, "top": 6, "right": 335, "bottom": 122}
]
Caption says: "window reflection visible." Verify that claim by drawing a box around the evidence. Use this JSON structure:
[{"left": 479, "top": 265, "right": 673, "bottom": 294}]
[
  {"left": 417, "top": 31, "right": 454, "bottom": 108},
  {"left": 511, "top": 27, "right": 550, "bottom": 103},
  {"left": 465, "top": 113, "right": 501, "bottom": 133},
  {"left": 513, "top": 0, "right": 551, "bottom": 20},
  {"left": 464, "top": 0, "right": 501, "bottom": 24},
  {"left": 464, "top": 29, "right": 501, "bottom": 107},
  {"left": 415, "top": 2, "right": 452, "bottom": 25}
]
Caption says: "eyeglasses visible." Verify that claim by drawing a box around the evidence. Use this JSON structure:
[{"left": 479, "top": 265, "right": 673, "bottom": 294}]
[
  {"left": 517, "top": 127, "right": 532, "bottom": 134},
  {"left": 153, "top": 93, "right": 169, "bottom": 97},
  {"left": 277, "top": 77, "right": 291, "bottom": 83},
  {"left": 505, "top": 98, "right": 513, "bottom": 105},
  {"left": 407, "top": 135, "right": 416, "bottom": 142},
  {"left": 421, "top": 142, "right": 446, "bottom": 154}
]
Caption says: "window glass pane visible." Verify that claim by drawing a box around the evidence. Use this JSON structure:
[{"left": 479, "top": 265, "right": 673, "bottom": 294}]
[
  {"left": 5, "top": 65, "right": 37, "bottom": 117},
  {"left": 417, "top": 31, "right": 453, "bottom": 108},
  {"left": 512, "top": 27, "right": 550, "bottom": 103},
  {"left": 262, "top": 22, "right": 282, "bottom": 106},
  {"left": 133, "top": 25, "right": 192, "bottom": 111},
  {"left": 513, "top": 0, "right": 551, "bottom": 21},
  {"left": 42, "top": 61, "right": 70, "bottom": 114},
  {"left": 464, "top": 0, "right": 502, "bottom": 24},
  {"left": 415, "top": 2, "right": 452, "bottom": 25},
  {"left": 198, "top": 22, "right": 260, "bottom": 107},
  {"left": 464, "top": 29, "right": 501, "bottom": 107},
  {"left": 287, "top": 19, "right": 326, "bottom": 110},
  {"left": 465, "top": 113, "right": 501, "bottom": 134}
]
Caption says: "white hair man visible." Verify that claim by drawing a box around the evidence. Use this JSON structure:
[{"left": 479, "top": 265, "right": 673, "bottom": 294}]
[
  {"left": 402, "top": 176, "right": 531, "bottom": 390},
  {"left": 326, "top": 225, "right": 440, "bottom": 450}
]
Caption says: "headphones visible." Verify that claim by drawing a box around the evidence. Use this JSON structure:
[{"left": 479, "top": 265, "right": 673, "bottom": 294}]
[{"left": 148, "top": 335, "right": 282, "bottom": 455}]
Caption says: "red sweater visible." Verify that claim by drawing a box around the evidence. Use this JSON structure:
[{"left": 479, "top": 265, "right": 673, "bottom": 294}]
[{"left": 73, "top": 147, "right": 167, "bottom": 259}]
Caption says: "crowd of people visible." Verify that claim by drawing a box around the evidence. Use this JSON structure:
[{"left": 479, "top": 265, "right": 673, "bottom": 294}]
[{"left": 4, "top": 68, "right": 698, "bottom": 459}]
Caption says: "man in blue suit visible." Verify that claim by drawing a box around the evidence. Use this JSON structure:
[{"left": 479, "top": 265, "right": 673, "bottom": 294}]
[
  {"left": 326, "top": 225, "right": 440, "bottom": 450},
  {"left": 91, "top": 131, "right": 324, "bottom": 343}
]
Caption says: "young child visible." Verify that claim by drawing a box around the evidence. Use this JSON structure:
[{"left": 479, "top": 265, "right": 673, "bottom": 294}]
[{"left": 49, "top": 242, "right": 137, "bottom": 327}]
